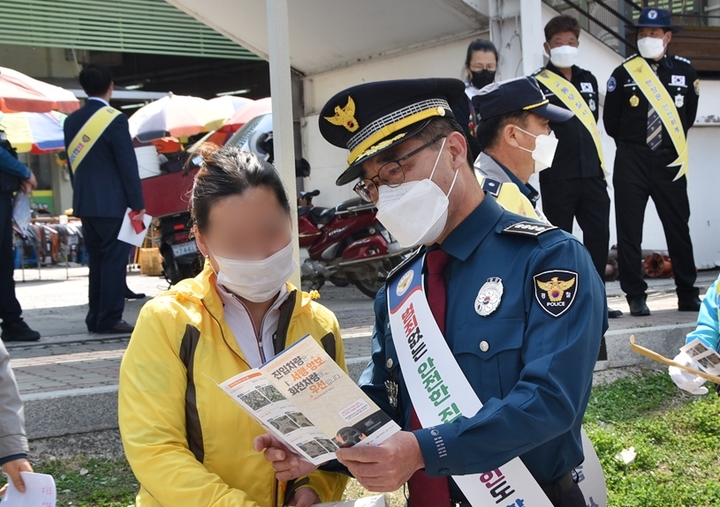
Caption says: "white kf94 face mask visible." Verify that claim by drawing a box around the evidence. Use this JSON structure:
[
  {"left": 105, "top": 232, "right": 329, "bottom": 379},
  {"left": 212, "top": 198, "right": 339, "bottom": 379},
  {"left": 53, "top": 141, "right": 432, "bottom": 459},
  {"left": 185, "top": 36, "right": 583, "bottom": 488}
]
[
  {"left": 375, "top": 138, "right": 459, "bottom": 248},
  {"left": 514, "top": 126, "right": 559, "bottom": 173},
  {"left": 211, "top": 240, "right": 298, "bottom": 303},
  {"left": 637, "top": 36, "right": 666, "bottom": 60},
  {"left": 549, "top": 45, "right": 579, "bottom": 68}
]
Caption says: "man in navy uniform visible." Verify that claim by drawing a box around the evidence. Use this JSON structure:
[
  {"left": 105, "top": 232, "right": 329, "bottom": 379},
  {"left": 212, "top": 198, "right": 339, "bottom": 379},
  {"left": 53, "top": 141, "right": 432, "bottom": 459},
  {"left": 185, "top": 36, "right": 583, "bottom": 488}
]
[
  {"left": 532, "top": 15, "right": 622, "bottom": 320},
  {"left": 257, "top": 78, "right": 606, "bottom": 507},
  {"left": 603, "top": 7, "right": 700, "bottom": 317},
  {"left": 0, "top": 131, "right": 40, "bottom": 342},
  {"left": 64, "top": 64, "right": 145, "bottom": 334}
]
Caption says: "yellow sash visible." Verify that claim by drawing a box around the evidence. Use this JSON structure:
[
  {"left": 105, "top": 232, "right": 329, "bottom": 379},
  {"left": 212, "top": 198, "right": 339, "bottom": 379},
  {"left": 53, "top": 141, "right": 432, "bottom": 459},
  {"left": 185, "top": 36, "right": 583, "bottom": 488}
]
[
  {"left": 623, "top": 56, "right": 688, "bottom": 180},
  {"left": 534, "top": 69, "right": 607, "bottom": 177},
  {"left": 67, "top": 106, "right": 121, "bottom": 170},
  {"left": 477, "top": 174, "right": 540, "bottom": 220}
]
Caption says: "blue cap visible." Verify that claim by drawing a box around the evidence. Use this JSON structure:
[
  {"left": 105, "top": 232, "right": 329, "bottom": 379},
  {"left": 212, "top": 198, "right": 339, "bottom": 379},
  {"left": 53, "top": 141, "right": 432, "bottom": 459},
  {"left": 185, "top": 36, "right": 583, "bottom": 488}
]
[
  {"left": 628, "top": 7, "right": 681, "bottom": 32},
  {"left": 472, "top": 76, "right": 573, "bottom": 123}
]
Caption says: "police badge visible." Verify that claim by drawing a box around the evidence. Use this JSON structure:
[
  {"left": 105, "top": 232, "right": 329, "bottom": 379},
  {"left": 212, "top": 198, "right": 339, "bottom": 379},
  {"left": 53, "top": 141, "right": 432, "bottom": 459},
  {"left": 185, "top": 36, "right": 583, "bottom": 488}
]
[
  {"left": 475, "top": 277, "right": 504, "bottom": 317},
  {"left": 588, "top": 98, "right": 596, "bottom": 112},
  {"left": 675, "top": 94, "right": 684, "bottom": 108}
]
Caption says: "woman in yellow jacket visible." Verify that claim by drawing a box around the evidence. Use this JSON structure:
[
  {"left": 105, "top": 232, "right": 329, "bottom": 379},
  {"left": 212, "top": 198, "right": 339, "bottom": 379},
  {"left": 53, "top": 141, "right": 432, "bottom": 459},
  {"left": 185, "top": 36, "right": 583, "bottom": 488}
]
[{"left": 119, "top": 145, "right": 348, "bottom": 507}]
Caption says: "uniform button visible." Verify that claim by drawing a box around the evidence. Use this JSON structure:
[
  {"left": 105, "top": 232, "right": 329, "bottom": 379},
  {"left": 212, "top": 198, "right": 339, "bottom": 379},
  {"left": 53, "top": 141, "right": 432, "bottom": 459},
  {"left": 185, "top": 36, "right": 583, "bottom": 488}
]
[
  {"left": 439, "top": 468, "right": 450, "bottom": 475},
  {"left": 386, "top": 358, "right": 394, "bottom": 369},
  {"left": 479, "top": 341, "right": 490, "bottom": 352}
]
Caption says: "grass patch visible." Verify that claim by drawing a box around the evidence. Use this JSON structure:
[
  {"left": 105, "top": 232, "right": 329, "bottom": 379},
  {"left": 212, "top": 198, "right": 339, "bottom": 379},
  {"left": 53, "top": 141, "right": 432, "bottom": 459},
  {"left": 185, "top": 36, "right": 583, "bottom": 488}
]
[
  {"left": 585, "top": 371, "right": 720, "bottom": 506},
  {"left": 1, "top": 372, "right": 717, "bottom": 506}
]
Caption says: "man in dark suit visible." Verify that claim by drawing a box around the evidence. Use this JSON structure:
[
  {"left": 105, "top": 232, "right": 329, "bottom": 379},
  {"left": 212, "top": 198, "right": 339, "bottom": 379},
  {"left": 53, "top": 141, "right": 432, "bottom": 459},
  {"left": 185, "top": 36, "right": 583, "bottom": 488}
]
[{"left": 64, "top": 64, "right": 145, "bottom": 334}]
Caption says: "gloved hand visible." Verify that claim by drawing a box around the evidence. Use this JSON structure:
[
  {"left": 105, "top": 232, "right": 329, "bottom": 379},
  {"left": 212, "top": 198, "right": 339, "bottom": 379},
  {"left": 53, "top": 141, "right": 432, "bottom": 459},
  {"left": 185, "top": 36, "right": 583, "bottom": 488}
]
[{"left": 669, "top": 351, "right": 708, "bottom": 395}]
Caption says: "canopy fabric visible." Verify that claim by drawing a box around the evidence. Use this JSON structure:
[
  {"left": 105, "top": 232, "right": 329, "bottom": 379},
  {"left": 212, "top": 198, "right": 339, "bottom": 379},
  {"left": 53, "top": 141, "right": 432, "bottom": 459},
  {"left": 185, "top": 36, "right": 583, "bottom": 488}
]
[{"left": 0, "top": 111, "right": 67, "bottom": 153}]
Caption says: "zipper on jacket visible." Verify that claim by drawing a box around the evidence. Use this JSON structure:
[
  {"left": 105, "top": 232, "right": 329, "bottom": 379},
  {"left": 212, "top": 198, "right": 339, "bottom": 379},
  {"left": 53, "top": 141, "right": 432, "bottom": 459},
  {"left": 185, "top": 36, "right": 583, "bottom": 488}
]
[{"left": 200, "top": 299, "right": 251, "bottom": 369}]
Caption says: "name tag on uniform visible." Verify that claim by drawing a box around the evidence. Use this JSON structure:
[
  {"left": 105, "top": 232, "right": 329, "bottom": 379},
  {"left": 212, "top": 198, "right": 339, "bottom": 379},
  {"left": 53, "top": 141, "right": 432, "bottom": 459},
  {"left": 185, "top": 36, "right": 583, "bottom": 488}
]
[
  {"left": 580, "top": 82, "right": 593, "bottom": 93},
  {"left": 671, "top": 75, "right": 686, "bottom": 87}
]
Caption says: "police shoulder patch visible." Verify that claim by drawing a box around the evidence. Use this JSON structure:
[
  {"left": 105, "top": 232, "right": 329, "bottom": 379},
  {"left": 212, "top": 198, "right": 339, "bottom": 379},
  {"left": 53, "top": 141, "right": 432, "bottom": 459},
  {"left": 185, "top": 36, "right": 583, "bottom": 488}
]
[
  {"left": 606, "top": 76, "right": 617, "bottom": 92},
  {"left": 481, "top": 177, "right": 502, "bottom": 197},
  {"left": 502, "top": 221, "right": 557, "bottom": 237},
  {"left": 674, "top": 55, "right": 691, "bottom": 65},
  {"left": 534, "top": 269, "right": 579, "bottom": 317}
]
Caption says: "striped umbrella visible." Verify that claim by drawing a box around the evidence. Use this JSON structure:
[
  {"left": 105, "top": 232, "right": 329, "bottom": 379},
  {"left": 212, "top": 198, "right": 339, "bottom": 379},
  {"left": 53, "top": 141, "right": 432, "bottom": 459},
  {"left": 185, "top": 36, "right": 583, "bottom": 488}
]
[
  {"left": 0, "top": 111, "right": 67, "bottom": 153},
  {"left": 0, "top": 66, "right": 79, "bottom": 113}
]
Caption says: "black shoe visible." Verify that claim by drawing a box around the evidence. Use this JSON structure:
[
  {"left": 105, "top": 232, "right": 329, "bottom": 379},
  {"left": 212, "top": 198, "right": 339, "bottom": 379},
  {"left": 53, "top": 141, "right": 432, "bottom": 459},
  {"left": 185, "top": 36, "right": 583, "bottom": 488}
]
[
  {"left": 608, "top": 308, "right": 623, "bottom": 319},
  {"left": 627, "top": 296, "right": 651, "bottom": 316},
  {"left": 125, "top": 290, "right": 146, "bottom": 300},
  {"left": 1, "top": 321, "right": 41, "bottom": 342},
  {"left": 678, "top": 296, "right": 702, "bottom": 312},
  {"left": 96, "top": 320, "right": 135, "bottom": 334}
]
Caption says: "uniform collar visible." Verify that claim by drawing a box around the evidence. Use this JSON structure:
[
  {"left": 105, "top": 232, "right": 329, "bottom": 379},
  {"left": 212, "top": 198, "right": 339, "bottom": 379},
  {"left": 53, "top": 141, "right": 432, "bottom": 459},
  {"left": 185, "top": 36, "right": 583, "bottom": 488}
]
[
  {"left": 87, "top": 96, "right": 109, "bottom": 107},
  {"left": 545, "top": 61, "right": 577, "bottom": 80},
  {"left": 440, "top": 195, "right": 505, "bottom": 262},
  {"left": 642, "top": 53, "right": 672, "bottom": 69},
  {"left": 492, "top": 155, "right": 539, "bottom": 202}
]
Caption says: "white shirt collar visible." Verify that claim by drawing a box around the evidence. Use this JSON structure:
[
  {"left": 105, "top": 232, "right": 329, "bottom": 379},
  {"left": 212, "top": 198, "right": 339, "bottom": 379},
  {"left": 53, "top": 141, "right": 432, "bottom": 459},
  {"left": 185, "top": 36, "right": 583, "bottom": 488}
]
[{"left": 88, "top": 96, "right": 110, "bottom": 107}]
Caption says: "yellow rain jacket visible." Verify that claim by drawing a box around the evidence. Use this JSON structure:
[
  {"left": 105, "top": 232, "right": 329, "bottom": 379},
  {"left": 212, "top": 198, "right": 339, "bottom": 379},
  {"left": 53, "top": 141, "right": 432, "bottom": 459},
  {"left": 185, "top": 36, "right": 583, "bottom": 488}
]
[{"left": 119, "top": 264, "right": 348, "bottom": 507}]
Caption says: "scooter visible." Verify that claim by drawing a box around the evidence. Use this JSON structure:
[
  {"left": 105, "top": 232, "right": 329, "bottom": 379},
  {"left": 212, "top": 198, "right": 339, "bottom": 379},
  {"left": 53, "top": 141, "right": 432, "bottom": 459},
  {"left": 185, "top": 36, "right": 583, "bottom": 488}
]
[{"left": 298, "top": 189, "right": 410, "bottom": 298}]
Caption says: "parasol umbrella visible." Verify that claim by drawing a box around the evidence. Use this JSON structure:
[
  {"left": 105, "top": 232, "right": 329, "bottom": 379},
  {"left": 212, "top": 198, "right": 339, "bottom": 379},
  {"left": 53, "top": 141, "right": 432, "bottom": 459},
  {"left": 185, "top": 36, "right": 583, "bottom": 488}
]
[
  {"left": 209, "top": 96, "right": 253, "bottom": 118},
  {"left": 222, "top": 97, "right": 272, "bottom": 132},
  {"left": 128, "top": 92, "right": 229, "bottom": 142},
  {"left": 0, "top": 111, "right": 67, "bottom": 154},
  {"left": 0, "top": 67, "right": 79, "bottom": 113}
]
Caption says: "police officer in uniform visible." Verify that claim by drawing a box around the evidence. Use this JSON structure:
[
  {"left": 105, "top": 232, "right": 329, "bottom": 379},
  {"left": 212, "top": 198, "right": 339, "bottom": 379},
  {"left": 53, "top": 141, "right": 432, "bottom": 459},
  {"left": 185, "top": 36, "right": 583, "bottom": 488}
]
[
  {"left": 532, "top": 15, "right": 622, "bottom": 319},
  {"left": 0, "top": 131, "right": 40, "bottom": 342},
  {"left": 472, "top": 77, "right": 573, "bottom": 223},
  {"left": 603, "top": 7, "right": 700, "bottom": 316},
  {"left": 258, "top": 78, "right": 607, "bottom": 507}
]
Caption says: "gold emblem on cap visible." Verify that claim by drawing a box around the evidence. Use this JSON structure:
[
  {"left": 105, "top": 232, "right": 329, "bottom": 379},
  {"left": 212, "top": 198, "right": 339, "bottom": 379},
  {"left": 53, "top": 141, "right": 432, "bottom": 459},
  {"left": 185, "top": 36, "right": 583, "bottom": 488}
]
[
  {"left": 629, "top": 95, "right": 639, "bottom": 107},
  {"left": 324, "top": 96, "right": 359, "bottom": 132},
  {"left": 437, "top": 107, "right": 445, "bottom": 116},
  {"left": 358, "top": 133, "right": 407, "bottom": 160}
]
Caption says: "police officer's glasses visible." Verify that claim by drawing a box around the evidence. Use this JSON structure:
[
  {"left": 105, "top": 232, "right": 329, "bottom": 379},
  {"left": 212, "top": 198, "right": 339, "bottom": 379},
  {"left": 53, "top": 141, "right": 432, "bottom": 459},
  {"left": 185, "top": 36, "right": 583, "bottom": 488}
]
[{"left": 353, "top": 135, "right": 446, "bottom": 202}]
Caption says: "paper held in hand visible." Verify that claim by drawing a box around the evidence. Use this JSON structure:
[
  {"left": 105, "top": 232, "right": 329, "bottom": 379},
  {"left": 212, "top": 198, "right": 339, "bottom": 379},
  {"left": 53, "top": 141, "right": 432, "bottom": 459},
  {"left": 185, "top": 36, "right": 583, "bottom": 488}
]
[
  {"left": 629, "top": 335, "right": 720, "bottom": 384},
  {"left": 218, "top": 335, "right": 400, "bottom": 465},
  {"left": 0, "top": 471, "right": 56, "bottom": 507}
]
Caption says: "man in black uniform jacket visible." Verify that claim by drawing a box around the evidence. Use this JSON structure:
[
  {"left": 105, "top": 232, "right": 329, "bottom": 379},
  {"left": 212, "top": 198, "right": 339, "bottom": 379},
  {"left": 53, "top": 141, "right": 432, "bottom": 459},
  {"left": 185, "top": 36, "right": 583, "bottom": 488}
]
[
  {"left": 533, "top": 15, "right": 621, "bottom": 320},
  {"left": 603, "top": 7, "right": 700, "bottom": 316}
]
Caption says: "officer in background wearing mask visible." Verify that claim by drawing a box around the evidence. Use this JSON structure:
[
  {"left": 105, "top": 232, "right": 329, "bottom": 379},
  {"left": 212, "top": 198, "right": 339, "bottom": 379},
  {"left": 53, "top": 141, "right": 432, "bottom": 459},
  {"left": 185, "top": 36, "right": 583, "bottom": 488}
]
[
  {"left": 118, "top": 145, "right": 347, "bottom": 507},
  {"left": 0, "top": 130, "right": 41, "bottom": 342},
  {"left": 452, "top": 39, "right": 498, "bottom": 161},
  {"left": 472, "top": 77, "right": 571, "bottom": 223},
  {"left": 257, "top": 78, "right": 607, "bottom": 507},
  {"left": 532, "top": 16, "right": 621, "bottom": 320},
  {"left": 603, "top": 7, "right": 700, "bottom": 317}
]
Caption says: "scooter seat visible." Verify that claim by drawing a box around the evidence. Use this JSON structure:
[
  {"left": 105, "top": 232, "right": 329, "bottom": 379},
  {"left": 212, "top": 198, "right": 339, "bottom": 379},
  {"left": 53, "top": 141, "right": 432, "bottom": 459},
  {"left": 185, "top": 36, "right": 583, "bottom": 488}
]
[{"left": 308, "top": 207, "right": 336, "bottom": 225}]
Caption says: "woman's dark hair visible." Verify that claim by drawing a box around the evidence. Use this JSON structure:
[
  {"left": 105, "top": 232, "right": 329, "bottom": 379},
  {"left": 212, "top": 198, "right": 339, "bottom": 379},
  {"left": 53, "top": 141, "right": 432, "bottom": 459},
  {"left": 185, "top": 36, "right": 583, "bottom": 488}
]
[
  {"left": 476, "top": 111, "right": 531, "bottom": 152},
  {"left": 544, "top": 15, "right": 581, "bottom": 41},
  {"left": 79, "top": 64, "right": 113, "bottom": 96},
  {"left": 464, "top": 39, "right": 499, "bottom": 68},
  {"left": 190, "top": 143, "right": 291, "bottom": 233}
]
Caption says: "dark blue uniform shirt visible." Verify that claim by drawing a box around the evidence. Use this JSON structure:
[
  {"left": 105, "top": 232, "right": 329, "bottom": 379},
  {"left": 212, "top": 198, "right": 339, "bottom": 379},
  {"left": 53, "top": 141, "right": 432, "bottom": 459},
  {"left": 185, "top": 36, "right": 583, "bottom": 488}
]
[{"left": 359, "top": 195, "right": 607, "bottom": 486}]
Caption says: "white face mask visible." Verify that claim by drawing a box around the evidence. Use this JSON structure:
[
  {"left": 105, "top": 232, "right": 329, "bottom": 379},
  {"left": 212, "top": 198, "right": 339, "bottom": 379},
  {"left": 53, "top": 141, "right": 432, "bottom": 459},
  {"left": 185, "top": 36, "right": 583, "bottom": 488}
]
[
  {"left": 211, "top": 240, "right": 298, "bottom": 303},
  {"left": 549, "top": 45, "right": 579, "bottom": 68},
  {"left": 514, "top": 126, "right": 559, "bottom": 173},
  {"left": 637, "top": 36, "right": 666, "bottom": 60},
  {"left": 375, "top": 138, "right": 458, "bottom": 248}
]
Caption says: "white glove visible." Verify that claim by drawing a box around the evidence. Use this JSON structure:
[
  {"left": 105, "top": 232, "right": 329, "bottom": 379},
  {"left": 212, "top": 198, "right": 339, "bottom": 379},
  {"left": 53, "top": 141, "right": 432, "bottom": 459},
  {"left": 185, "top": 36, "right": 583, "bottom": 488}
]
[{"left": 669, "top": 352, "right": 708, "bottom": 395}]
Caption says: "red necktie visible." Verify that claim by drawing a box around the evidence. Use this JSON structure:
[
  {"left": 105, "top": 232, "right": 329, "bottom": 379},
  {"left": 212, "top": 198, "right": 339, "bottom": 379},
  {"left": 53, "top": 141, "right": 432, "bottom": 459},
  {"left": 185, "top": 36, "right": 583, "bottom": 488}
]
[{"left": 407, "top": 249, "right": 451, "bottom": 507}]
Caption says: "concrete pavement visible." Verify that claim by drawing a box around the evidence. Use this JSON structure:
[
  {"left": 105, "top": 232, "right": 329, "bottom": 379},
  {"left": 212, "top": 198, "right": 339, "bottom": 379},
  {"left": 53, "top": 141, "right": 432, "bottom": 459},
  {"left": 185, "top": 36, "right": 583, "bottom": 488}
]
[{"left": 7, "top": 264, "right": 719, "bottom": 440}]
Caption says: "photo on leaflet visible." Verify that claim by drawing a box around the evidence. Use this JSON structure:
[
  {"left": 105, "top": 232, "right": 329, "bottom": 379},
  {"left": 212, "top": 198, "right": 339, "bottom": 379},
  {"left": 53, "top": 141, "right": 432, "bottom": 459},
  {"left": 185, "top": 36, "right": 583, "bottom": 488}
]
[
  {"left": 298, "top": 439, "right": 332, "bottom": 459},
  {"left": 332, "top": 410, "right": 393, "bottom": 448},
  {"left": 287, "top": 412, "right": 315, "bottom": 429},
  {"left": 239, "top": 389, "right": 273, "bottom": 411},
  {"left": 257, "top": 385, "right": 287, "bottom": 403},
  {"left": 269, "top": 414, "right": 301, "bottom": 435}
]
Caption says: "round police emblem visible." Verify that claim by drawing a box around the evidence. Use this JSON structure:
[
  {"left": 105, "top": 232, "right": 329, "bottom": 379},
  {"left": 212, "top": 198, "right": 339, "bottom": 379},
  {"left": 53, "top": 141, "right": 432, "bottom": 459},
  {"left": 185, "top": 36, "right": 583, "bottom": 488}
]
[
  {"left": 475, "top": 277, "right": 503, "bottom": 317},
  {"left": 675, "top": 94, "right": 684, "bottom": 108},
  {"left": 648, "top": 9, "right": 658, "bottom": 19},
  {"left": 396, "top": 270, "right": 414, "bottom": 297},
  {"left": 589, "top": 98, "right": 596, "bottom": 112},
  {"left": 607, "top": 76, "right": 616, "bottom": 92}
]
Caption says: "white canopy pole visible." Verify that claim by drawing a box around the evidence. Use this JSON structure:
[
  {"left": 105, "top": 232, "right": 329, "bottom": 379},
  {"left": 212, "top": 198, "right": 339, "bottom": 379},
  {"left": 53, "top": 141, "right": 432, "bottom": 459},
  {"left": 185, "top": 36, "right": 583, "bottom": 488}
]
[{"left": 266, "top": 0, "right": 301, "bottom": 288}]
